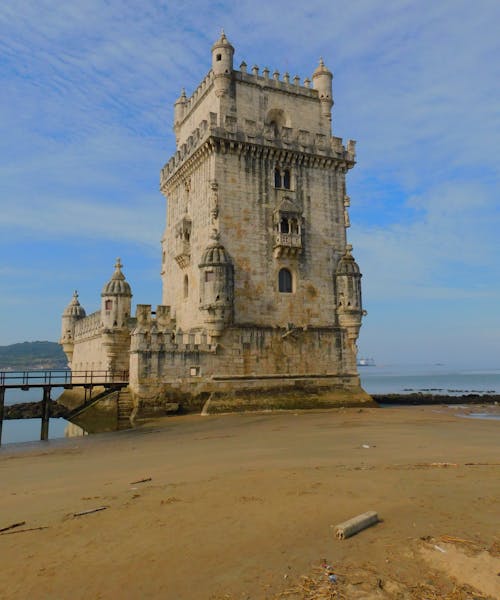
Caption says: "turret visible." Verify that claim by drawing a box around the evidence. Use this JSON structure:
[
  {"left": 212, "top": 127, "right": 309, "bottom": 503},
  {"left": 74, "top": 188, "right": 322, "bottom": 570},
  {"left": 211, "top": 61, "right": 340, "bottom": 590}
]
[
  {"left": 211, "top": 30, "right": 234, "bottom": 97},
  {"left": 173, "top": 88, "right": 187, "bottom": 141},
  {"left": 198, "top": 232, "right": 234, "bottom": 337},
  {"left": 312, "top": 58, "right": 333, "bottom": 123},
  {"left": 101, "top": 258, "right": 132, "bottom": 330},
  {"left": 335, "top": 245, "right": 364, "bottom": 354},
  {"left": 60, "top": 291, "right": 86, "bottom": 366}
]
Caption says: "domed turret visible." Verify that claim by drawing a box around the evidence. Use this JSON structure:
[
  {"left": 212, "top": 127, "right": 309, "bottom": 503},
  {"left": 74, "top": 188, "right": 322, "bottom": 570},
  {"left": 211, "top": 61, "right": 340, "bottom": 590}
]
[
  {"left": 199, "top": 232, "right": 234, "bottom": 337},
  {"left": 312, "top": 57, "right": 333, "bottom": 122},
  {"left": 335, "top": 245, "right": 364, "bottom": 356},
  {"left": 211, "top": 30, "right": 234, "bottom": 97},
  {"left": 63, "top": 290, "right": 86, "bottom": 319},
  {"left": 101, "top": 258, "right": 132, "bottom": 330},
  {"left": 60, "top": 291, "right": 86, "bottom": 367}
]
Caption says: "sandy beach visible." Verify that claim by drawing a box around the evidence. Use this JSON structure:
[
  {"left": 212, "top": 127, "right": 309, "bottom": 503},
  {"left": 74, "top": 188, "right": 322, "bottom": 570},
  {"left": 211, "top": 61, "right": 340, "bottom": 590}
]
[{"left": 1, "top": 405, "right": 499, "bottom": 599}]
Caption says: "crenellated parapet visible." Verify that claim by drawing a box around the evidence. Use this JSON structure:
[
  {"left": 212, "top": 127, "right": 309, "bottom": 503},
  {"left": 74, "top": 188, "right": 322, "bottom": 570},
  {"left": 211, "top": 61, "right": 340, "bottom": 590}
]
[
  {"left": 130, "top": 304, "right": 219, "bottom": 354},
  {"left": 160, "top": 123, "right": 356, "bottom": 190},
  {"left": 74, "top": 310, "right": 103, "bottom": 341}
]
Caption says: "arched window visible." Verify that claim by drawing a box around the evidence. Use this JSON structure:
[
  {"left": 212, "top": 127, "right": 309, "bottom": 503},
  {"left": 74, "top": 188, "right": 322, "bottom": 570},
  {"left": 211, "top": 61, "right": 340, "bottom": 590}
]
[
  {"left": 283, "top": 169, "right": 291, "bottom": 189},
  {"left": 278, "top": 268, "right": 293, "bottom": 293},
  {"left": 274, "top": 167, "right": 281, "bottom": 188},
  {"left": 105, "top": 299, "right": 112, "bottom": 311},
  {"left": 280, "top": 217, "right": 289, "bottom": 233},
  {"left": 184, "top": 274, "right": 189, "bottom": 298},
  {"left": 290, "top": 218, "right": 299, "bottom": 234}
]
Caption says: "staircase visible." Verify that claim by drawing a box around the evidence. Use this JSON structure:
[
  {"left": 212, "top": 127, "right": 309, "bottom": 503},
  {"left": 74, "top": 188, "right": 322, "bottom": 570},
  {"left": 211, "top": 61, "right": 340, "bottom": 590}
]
[{"left": 117, "top": 387, "right": 134, "bottom": 430}]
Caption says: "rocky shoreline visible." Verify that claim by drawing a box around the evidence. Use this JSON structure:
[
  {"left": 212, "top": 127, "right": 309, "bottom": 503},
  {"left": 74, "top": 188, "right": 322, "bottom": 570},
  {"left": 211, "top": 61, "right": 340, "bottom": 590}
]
[
  {"left": 372, "top": 393, "right": 500, "bottom": 405},
  {"left": 3, "top": 401, "right": 69, "bottom": 420}
]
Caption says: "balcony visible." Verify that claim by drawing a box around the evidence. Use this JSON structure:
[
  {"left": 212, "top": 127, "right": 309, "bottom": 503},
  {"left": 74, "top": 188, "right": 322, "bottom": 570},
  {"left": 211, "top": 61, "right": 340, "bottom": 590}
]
[
  {"left": 173, "top": 238, "right": 190, "bottom": 269},
  {"left": 273, "top": 232, "right": 302, "bottom": 258}
]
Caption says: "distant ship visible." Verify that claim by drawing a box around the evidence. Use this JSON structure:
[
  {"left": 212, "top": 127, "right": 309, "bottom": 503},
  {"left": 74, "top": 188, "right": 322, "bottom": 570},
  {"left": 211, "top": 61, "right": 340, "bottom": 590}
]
[{"left": 357, "top": 357, "right": 376, "bottom": 367}]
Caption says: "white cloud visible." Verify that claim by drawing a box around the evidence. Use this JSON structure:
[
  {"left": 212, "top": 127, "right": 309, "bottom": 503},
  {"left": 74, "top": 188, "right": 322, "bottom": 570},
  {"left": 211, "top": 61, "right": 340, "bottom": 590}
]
[{"left": 351, "top": 181, "right": 500, "bottom": 301}]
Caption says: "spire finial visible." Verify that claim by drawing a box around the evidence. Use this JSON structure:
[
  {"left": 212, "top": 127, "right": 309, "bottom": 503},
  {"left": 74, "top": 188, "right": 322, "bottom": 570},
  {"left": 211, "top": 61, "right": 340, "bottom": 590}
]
[
  {"left": 73, "top": 290, "right": 78, "bottom": 299},
  {"left": 115, "top": 257, "right": 122, "bottom": 271},
  {"left": 319, "top": 57, "right": 324, "bottom": 66}
]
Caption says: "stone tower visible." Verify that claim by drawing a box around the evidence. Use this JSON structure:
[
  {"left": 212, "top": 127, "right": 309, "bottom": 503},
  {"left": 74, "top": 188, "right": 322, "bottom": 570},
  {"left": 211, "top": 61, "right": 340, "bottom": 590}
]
[{"left": 155, "top": 33, "right": 370, "bottom": 409}]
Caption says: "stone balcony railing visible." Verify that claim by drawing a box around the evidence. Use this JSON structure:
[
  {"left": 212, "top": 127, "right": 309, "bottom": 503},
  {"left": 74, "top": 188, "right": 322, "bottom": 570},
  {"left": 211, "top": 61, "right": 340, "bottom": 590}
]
[{"left": 273, "top": 233, "right": 302, "bottom": 258}]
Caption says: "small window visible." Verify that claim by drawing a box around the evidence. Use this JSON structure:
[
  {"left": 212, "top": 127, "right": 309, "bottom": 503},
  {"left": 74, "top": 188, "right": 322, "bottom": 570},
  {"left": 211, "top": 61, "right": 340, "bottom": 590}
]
[
  {"left": 205, "top": 271, "right": 214, "bottom": 282},
  {"left": 105, "top": 299, "right": 112, "bottom": 310},
  {"left": 283, "top": 169, "right": 291, "bottom": 189},
  {"left": 216, "top": 54, "right": 222, "bottom": 61},
  {"left": 274, "top": 167, "right": 281, "bottom": 188},
  {"left": 190, "top": 366, "right": 200, "bottom": 376},
  {"left": 279, "top": 268, "right": 293, "bottom": 293},
  {"left": 184, "top": 274, "right": 189, "bottom": 298},
  {"left": 280, "top": 218, "right": 289, "bottom": 233}
]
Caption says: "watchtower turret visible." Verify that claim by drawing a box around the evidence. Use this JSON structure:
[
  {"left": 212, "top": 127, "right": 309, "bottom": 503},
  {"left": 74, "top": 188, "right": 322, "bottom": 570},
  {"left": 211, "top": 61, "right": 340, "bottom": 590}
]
[
  {"left": 101, "top": 258, "right": 132, "bottom": 330},
  {"left": 60, "top": 291, "right": 86, "bottom": 367},
  {"left": 211, "top": 30, "right": 234, "bottom": 97},
  {"left": 336, "top": 245, "right": 364, "bottom": 354},
  {"left": 312, "top": 58, "right": 333, "bottom": 123},
  {"left": 173, "top": 88, "right": 187, "bottom": 142},
  {"left": 199, "top": 232, "right": 234, "bottom": 337}
]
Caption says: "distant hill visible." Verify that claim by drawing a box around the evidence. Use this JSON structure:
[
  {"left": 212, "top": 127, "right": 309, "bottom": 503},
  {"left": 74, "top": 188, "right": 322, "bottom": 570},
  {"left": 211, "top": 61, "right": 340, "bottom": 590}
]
[{"left": 0, "top": 341, "right": 67, "bottom": 370}]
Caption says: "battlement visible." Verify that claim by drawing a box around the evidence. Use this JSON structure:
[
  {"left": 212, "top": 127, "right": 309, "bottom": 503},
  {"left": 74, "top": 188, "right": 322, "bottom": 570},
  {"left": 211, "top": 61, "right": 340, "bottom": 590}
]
[
  {"left": 179, "top": 71, "right": 214, "bottom": 121},
  {"left": 161, "top": 117, "right": 356, "bottom": 187},
  {"left": 130, "top": 304, "right": 217, "bottom": 354},
  {"left": 74, "top": 310, "right": 102, "bottom": 340},
  {"left": 235, "top": 65, "right": 318, "bottom": 97}
]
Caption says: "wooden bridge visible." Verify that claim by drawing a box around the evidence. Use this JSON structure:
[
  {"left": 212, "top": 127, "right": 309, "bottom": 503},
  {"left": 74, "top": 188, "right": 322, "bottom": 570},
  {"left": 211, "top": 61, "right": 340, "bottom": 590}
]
[{"left": 0, "top": 370, "right": 128, "bottom": 445}]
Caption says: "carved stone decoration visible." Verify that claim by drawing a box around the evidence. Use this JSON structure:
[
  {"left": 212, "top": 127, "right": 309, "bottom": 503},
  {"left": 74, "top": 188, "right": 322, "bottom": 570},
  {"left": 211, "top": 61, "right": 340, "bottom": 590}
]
[
  {"left": 209, "top": 180, "right": 219, "bottom": 224},
  {"left": 344, "top": 195, "right": 351, "bottom": 229}
]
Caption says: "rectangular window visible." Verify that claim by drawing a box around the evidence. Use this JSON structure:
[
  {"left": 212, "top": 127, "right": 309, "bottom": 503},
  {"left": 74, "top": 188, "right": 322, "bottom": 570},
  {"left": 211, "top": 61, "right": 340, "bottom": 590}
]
[{"left": 205, "top": 271, "right": 215, "bottom": 282}]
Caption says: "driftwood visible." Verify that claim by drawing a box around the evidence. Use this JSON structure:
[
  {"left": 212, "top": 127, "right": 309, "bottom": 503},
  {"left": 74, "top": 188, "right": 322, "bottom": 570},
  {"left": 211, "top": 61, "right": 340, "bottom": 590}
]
[
  {"left": 334, "top": 511, "right": 379, "bottom": 540},
  {"left": 73, "top": 506, "right": 108, "bottom": 517},
  {"left": 129, "top": 477, "right": 152, "bottom": 484},
  {"left": 0, "top": 526, "right": 48, "bottom": 536},
  {"left": 0, "top": 521, "right": 26, "bottom": 533}
]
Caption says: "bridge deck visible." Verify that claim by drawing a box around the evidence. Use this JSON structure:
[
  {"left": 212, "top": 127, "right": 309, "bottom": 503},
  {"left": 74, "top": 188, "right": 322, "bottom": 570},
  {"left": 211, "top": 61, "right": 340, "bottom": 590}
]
[{"left": 0, "top": 370, "right": 129, "bottom": 445}]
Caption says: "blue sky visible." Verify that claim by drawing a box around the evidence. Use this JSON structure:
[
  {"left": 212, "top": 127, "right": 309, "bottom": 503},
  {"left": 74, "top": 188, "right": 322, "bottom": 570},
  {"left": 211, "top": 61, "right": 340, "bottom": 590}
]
[{"left": 1, "top": 1, "right": 499, "bottom": 367}]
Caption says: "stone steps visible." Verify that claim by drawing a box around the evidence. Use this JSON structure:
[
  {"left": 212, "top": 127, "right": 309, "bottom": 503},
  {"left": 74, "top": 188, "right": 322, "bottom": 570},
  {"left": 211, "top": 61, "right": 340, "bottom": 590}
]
[{"left": 117, "top": 388, "right": 134, "bottom": 430}]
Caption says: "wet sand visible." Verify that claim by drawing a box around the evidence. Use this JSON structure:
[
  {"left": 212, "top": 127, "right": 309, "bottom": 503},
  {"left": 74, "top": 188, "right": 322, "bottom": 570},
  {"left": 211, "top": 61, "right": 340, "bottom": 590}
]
[{"left": 1, "top": 406, "right": 499, "bottom": 599}]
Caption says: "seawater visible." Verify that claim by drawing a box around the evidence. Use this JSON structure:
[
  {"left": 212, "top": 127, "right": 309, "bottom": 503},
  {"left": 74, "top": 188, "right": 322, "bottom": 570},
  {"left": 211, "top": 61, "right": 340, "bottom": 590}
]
[
  {"left": 359, "top": 364, "right": 500, "bottom": 396},
  {"left": 2, "top": 365, "right": 499, "bottom": 444},
  {"left": 2, "top": 387, "right": 71, "bottom": 445}
]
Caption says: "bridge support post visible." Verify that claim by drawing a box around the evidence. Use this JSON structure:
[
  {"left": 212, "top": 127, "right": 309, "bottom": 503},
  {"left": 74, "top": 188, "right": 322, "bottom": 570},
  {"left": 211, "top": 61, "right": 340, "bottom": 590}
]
[
  {"left": 40, "top": 386, "right": 51, "bottom": 441},
  {"left": 0, "top": 387, "right": 5, "bottom": 446}
]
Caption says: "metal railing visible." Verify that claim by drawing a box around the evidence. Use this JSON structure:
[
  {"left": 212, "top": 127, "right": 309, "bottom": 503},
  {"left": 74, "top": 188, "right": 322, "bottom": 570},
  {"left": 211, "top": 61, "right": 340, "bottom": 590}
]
[{"left": 0, "top": 369, "right": 129, "bottom": 387}]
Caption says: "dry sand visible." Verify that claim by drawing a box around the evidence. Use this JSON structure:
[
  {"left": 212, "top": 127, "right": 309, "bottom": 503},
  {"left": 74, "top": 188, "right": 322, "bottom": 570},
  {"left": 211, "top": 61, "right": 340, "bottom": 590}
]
[{"left": 0, "top": 405, "right": 499, "bottom": 599}]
